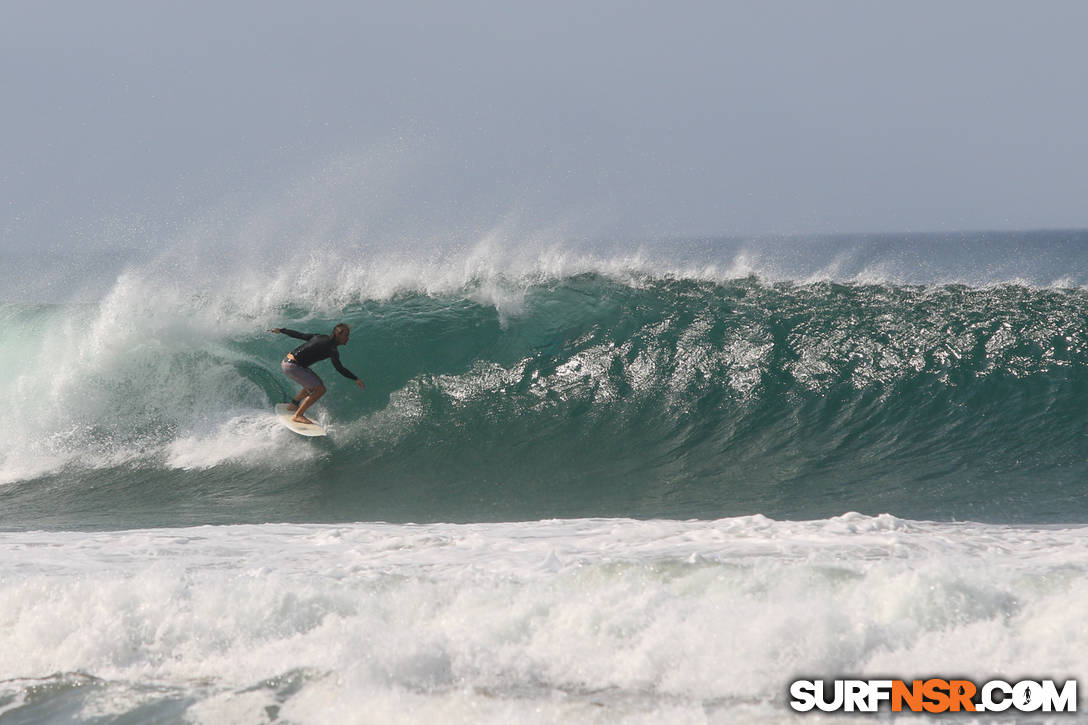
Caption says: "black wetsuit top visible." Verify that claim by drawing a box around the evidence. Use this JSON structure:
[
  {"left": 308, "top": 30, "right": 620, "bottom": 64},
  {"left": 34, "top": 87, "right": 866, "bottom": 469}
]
[{"left": 281, "top": 329, "right": 358, "bottom": 380}]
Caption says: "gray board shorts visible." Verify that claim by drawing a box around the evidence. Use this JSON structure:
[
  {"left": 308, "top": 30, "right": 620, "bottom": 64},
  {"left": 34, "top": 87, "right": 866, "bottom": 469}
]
[{"left": 282, "top": 359, "right": 323, "bottom": 389}]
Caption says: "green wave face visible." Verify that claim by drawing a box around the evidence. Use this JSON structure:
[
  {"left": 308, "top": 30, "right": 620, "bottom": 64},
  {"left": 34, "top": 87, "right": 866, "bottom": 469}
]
[{"left": 4, "top": 273, "right": 1088, "bottom": 528}]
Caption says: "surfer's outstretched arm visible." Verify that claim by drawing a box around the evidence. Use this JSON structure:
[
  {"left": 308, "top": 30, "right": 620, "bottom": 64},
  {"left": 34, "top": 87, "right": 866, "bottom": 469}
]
[{"left": 268, "top": 328, "right": 314, "bottom": 341}]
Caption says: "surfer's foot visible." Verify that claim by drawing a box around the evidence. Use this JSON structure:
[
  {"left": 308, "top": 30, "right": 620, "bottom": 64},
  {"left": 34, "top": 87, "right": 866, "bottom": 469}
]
[
  {"left": 286, "top": 401, "right": 299, "bottom": 411},
  {"left": 291, "top": 415, "right": 314, "bottom": 425}
]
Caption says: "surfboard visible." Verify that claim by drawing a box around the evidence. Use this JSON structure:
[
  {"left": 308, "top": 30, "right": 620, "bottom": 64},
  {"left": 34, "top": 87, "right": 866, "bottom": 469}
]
[{"left": 274, "top": 403, "right": 327, "bottom": 437}]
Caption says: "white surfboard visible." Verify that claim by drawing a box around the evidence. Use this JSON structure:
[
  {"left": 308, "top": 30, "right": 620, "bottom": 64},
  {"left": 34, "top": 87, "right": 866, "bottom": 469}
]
[{"left": 274, "top": 403, "right": 327, "bottom": 437}]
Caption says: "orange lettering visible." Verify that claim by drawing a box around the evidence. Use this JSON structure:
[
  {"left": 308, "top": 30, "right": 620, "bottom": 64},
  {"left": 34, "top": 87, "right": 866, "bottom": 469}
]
[
  {"left": 922, "top": 679, "right": 951, "bottom": 713},
  {"left": 892, "top": 680, "right": 924, "bottom": 712},
  {"left": 948, "top": 680, "right": 977, "bottom": 712}
]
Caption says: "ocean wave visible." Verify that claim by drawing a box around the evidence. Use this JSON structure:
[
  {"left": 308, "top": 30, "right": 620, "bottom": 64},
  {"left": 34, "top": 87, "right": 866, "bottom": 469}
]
[{"left": 3, "top": 265, "right": 1088, "bottom": 527}]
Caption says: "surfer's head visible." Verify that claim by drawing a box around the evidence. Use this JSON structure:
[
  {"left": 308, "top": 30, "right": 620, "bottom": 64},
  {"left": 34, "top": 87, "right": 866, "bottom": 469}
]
[{"left": 332, "top": 323, "right": 350, "bottom": 344}]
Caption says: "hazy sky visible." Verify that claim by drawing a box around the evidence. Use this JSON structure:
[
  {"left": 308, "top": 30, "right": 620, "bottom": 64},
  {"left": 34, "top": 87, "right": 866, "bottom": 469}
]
[{"left": 3, "top": 0, "right": 1087, "bottom": 252}]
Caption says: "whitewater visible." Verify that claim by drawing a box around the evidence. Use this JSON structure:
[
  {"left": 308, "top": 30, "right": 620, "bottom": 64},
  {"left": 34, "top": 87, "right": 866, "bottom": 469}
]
[{"left": 3, "top": 229, "right": 1088, "bottom": 722}]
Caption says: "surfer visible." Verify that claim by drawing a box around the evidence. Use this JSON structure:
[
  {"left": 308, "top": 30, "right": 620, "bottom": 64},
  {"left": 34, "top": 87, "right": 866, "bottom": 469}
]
[{"left": 269, "top": 323, "right": 365, "bottom": 424}]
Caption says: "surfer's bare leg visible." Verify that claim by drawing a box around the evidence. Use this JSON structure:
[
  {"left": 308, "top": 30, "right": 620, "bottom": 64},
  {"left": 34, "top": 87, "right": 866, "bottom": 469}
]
[{"left": 293, "top": 384, "right": 325, "bottom": 424}]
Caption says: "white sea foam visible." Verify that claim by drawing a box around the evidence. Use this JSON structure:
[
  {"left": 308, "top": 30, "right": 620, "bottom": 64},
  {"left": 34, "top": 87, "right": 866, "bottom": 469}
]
[
  {"left": 163, "top": 410, "right": 318, "bottom": 470},
  {"left": 1, "top": 514, "right": 1086, "bottom": 723}
]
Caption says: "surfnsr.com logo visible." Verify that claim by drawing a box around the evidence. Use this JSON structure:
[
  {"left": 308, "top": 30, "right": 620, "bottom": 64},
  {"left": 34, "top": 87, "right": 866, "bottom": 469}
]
[{"left": 789, "top": 679, "right": 1077, "bottom": 714}]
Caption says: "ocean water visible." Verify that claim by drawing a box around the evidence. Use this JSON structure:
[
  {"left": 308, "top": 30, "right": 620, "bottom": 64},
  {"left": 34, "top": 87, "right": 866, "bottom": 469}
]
[{"left": 2, "top": 229, "right": 1088, "bottom": 723}]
